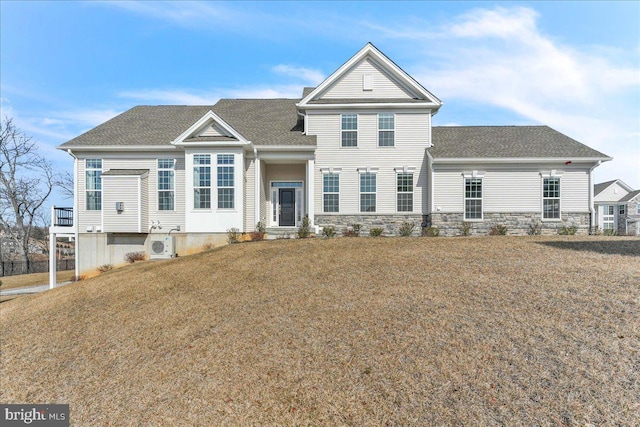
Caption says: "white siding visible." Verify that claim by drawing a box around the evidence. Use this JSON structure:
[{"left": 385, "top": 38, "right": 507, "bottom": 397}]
[
  {"left": 76, "top": 157, "right": 102, "bottom": 231},
  {"left": 199, "top": 123, "right": 229, "bottom": 137},
  {"left": 102, "top": 176, "right": 141, "bottom": 233},
  {"left": 562, "top": 170, "right": 590, "bottom": 211},
  {"left": 308, "top": 112, "right": 431, "bottom": 215},
  {"left": 594, "top": 181, "right": 630, "bottom": 203},
  {"left": 321, "top": 58, "right": 415, "bottom": 100},
  {"left": 244, "top": 157, "right": 255, "bottom": 232},
  {"left": 140, "top": 174, "right": 149, "bottom": 231}
]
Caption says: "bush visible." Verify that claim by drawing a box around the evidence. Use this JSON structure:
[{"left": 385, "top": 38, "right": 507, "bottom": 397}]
[
  {"left": 297, "top": 216, "right": 311, "bottom": 238},
  {"left": 343, "top": 223, "right": 361, "bottom": 237},
  {"left": 528, "top": 220, "right": 542, "bottom": 236},
  {"left": 72, "top": 275, "right": 87, "bottom": 282},
  {"left": 558, "top": 225, "right": 578, "bottom": 235},
  {"left": 369, "top": 227, "right": 384, "bottom": 237},
  {"left": 202, "top": 242, "right": 215, "bottom": 251},
  {"left": 399, "top": 222, "right": 415, "bottom": 237},
  {"left": 422, "top": 226, "right": 440, "bottom": 237},
  {"left": 97, "top": 264, "right": 113, "bottom": 273},
  {"left": 460, "top": 222, "right": 472, "bottom": 236},
  {"left": 602, "top": 228, "right": 617, "bottom": 236},
  {"left": 125, "top": 251, "right": 146, "bottom": 263},
  {"left": 250, "top": 221, "right": 266, "bottom": 241},
  {"left": 227, "top": 228, "right": 241, "bottom": 244},
  {"left": 321, "top": 226, "right": 336, "bottom": 238},
  {"left": 489, "top": 225, "right": 508, "bottom": 236},
  {"left": 0, "top": 279, "right": 3, "bottom": 287}
]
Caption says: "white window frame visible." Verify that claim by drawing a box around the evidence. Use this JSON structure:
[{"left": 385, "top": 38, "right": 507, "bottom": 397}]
[
  {"left": 217, "top": 154, "right": 235, "bottom": 210},
  {"left": 322, "top": 172, "right": 340, "bottom": 213},
  {"left": 602, "top": 205, "right": 615, "bottom": 230},
  {"left": 269, "top": 181, "right": 304, "bottom": 227},
  {"left": 359, "top": 171, "right": 377, "bottom": 213},
  {"left": 193, "top": 154, "right": 211, "bottom": 209},
  {"left": 378, "top": 113, "right": 395, "bottom": 147},
  {"left": 341, "top": 114, "right": 358, "bottom": 147},
  {"left": 542, "top": 177, "right": 561, "bottom": 220},
  {"left": 619, "top": 204, "right": 626, "bottom": 216},
  {"left": 637, "top": 203, "right": 640, "bottom": 215},
  {"left": 396, "top": 172, "right": 413, "bottom": 212},
  {"left": 85, "top": 159, "right": 102, "bottom": 211},
  {"left": 157, "top": 159, "right": 175, "bottom": 211},
  {"left": 464, "top": 177, "right": 483, "bottom": 221}
]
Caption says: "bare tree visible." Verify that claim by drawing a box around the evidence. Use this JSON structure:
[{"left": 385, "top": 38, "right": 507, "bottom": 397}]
[
  {"left": 55, "top": 170, "right": 74, "bottom": 200},
  {"left": 0, "top": 117, "right": 54, "bottom": 273}
]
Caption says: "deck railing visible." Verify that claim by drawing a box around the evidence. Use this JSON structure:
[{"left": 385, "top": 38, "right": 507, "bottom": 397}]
[{"left": 53, "top": 207, "right": 74, "bottom": 227}]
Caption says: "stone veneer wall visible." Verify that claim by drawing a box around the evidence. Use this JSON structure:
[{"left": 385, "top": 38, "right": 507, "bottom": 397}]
[
  {"left": 429, "top": 212, "right": 591, "bottom": 237},
  {"left": 315, "top": 214, "right": 426, "bottom": 237}
]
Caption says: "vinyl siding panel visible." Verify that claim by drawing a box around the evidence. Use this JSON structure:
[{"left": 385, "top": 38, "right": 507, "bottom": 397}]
[
  {"left": 561, "top": 170, "right": 589, "bottom": 211},
  {"left": 244, "top": 157, "right": 255, "bottom": 231},
  {"left": 308, "top": 112, "right": 430, "bottom": 215},
  {"left": 76, "top": 158, "right": 102, "bottom": 231},
  {"left": 322, "top": 58, "right": 414, "bottom": 100},
  {"left": 593, "top": 182, "right": 629, "bottom": 203},
  {"left": 483, "top": 170, "right": 541, "bottom": 212},
  {"left": 140, "top": 174, "right": 149, "bottom": 231},
  {"left": 102, "top": 176, "right": 141, "bottom": 233},
  {"left": 199, "top": 123, "right": 228, "bottom": 137},
  {"left": 432, "top": 169, "right": 463, "bottom": 212}
]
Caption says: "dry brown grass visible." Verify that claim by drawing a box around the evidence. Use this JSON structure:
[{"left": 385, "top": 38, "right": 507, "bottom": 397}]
[
  {"left": 1, "top": 236, "right": 638, "bottom": 426},
  {"left": 0, "top": 270, "right": 75, "bottom": 290}
]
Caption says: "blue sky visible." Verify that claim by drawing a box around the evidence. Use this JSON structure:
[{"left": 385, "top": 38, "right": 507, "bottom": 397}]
[{"left": 1, "top": 1, "right": 639, "bottom": 208}]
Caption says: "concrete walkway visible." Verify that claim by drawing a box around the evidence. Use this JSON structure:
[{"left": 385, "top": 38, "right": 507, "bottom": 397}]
[{"left": 0, "top": 282, "right": 72, "bottom": 296}]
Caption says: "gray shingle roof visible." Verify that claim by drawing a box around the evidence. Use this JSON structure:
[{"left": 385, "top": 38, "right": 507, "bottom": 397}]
[
  {"left": 59, "top": 99, "right": 315, "bottom": 148},
  {"left": 620, "top": 190, "right": 640, "bottom": 202},
  {"left": 102, "top": 169, "right": 149, "bottom": 176},
  {"left": 430, "top": 126, "right": 610, "bottom": 159},
  {"left": 594, "top": 180, "right": 617, "bottom": 197}
]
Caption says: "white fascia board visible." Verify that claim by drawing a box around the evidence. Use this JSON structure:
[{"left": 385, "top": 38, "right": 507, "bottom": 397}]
[
  {"left": 176, "top": 141, "right": 248, "bottom": 148},
  {"left": 172, "top": 110, "right": 250, "bottom": 145},
  {"left": 431, "top": 157, "right": 612, "bottom": 164},
  {"left": 302, "top": 103, "right": 439, "bottom": 110},
  {"left": 56, "top": 145, "right": 180, "bottom": 152},
  {"left": 297, "top": 43, "right": 442, "bottom": 108},
  {"left": 256, "top": 145, "right": 317, "bottom": 152}
]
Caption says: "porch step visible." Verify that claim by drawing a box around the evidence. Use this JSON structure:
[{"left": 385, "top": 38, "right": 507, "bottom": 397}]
[{"left": 265, "top": 227, "right": 298, "bottom": 240}]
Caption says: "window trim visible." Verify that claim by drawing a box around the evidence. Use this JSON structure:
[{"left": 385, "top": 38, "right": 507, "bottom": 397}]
[
  {"left": 377, "top": 113, "right": 395, "bottom": 147},
  {"left": 85, "top": 158, "right": 102, "bottom": 211},
  {"left": 341, "top": 113, "right": 358, "bottom": 148},
  {"left": 157, "top": 158, "right": 175, "bottom": 211},
  {"left": 322, "top": 172, "right": 340, "bottom": 213},
  {"left": 396, "top": 172, "right": 413, "bottom": 212},
  {"left": 359, "top": 171, "right": 377, "bottom": 213},
  {"left": 542, "top": 176, "right": 561, "bottom": 220},
  {"left": 464, "top": 177, "right": 483, "bottom": 221},
  {"left": 619, "top": 204, "right": 626, "bottom": 216},
  {"left": 216, "top": 154, "right": 235, "bottom": 210},
  {"left": 193, "top": 154, "right": 212, "bottom": 210}
]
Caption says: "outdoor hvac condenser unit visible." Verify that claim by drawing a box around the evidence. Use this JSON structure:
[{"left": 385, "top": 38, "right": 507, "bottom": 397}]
[{"left": 150, "top": 236, "right": 175, "bottom": 260}]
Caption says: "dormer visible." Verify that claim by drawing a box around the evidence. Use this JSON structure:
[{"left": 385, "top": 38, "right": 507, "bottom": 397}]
[{"left": 172, "top": 110, "right": 249, "bottom": 147}]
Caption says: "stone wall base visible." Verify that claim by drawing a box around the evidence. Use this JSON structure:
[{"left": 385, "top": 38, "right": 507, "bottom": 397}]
[
  {"left": 315, "top": 214, "right": 426, "bottom": 237},
  {"left": 429, "top": 212, "right": 591, "bottom": 237}
]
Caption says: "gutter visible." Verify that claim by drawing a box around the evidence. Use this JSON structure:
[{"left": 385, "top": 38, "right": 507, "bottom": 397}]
[
  {"left": 66, "top": 149, "right": 79, "bottom": 282},
  {"left": 588, "top": 160, "right": 602, "bottom": 232}
]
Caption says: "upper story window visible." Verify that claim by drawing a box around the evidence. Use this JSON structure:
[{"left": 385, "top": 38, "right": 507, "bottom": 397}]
[
  {"left": 619, "top": 204, "right": 626, "bottom": 216},
  {"left": 193, "top": 154, "right": 211, "bottom": 209},
  {"left": 341, "top": 114, "right": 357, "bottom": 147},
  {"left": 323, "top": 173, "right": 340, "bottom": 213},
  {"left": 637, "top": 203, "right": 640, "bottom": 215},
  {"left": 85, "top": 159, "right": 102, "bottom": 211},
  {"left": 543, "top": 177, "right": 561, "bottom": 219},
  {"left": 464, "top": 178, "right": 482, "bottom": 220},
  {"left": 360, "top": 172, "right": 377, "bottom": 212},
  {"left": 158, "top": 159, "right": 175, "bottom": 211},
  {"left": 217, "top": 154, "right": 234, "bottom": 209},
  {"left": 397, "top": 173, "right": 413, "bottom": 212},
  {"left": 378, "top": 113, "right": 395, "bottom": 147}
]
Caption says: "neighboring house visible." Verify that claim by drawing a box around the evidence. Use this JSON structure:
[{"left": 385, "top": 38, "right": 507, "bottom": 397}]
[
  {"left": 593, "top": 179, "right": 640, "bottom": 235},
  {"left": 49, "top": 43, "right": 611, "bottom": 279}
]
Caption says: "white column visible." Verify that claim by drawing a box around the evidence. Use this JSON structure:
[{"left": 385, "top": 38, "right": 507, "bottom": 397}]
[
  {"left": 49, "top": 232, "right": 56, "bottom": 289},
  {"left": 306, "top": 159, "right": 315, "bottom": 227},
  {"left": 254, "top": 157, "right": 261, "bottom": 228}
]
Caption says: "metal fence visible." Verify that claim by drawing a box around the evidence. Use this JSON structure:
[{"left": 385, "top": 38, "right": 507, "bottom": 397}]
[{"left": 0, "top": 259, "right": 75, "bottom": 277}]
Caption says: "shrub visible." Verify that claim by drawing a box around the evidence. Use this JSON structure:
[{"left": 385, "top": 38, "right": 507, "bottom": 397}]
[
  {"left": 528, "top": 220, "right": 542, "bottom": 236},
  {"left": 227, "top": 228, "right": 241, "bottom": 244},
  {"left": 558, "top": 225, "right": 578, "bottom": 235},
  {"left": 369, "top": 227, "right": 384, "bottom": 237},
  {"left": 602, "top": 228, "right": 618, "bottom": 236},
  {"left": 352, "top": 224, "right": 361, "bottom": 237},
  {"left": 0, "top": 279, "right": 2, "bottom": 287},
  {"left": 422, "top": 226, "right": 440, "bottom": 237},
  {"left": 321, "top": 226, "right": 336, "bottom": 238},
  {"left": 250, "top": 221, "right": 266, "bottom": 241},
  {"left": 125, "top": 251, "right": 146, "bottom": 263},
  {"left": 202, "top": 242, "right": 215, "bottom": 251},
  {"left": 72, "top": 275, "right": 87, "bottom": 282},
  {"left": 297, "top": 216, "right": 311, "bottom": 238},
  {"left": 399, "top": 222, "right": 415, "bottom": 237},
  {"left": 489, "top": 225, "right": 508, "bottom": 236},
  {"left": 343, "top": 223, "right": 361, "bottom": 237},
  {"left": 97, "top": 264, "right": 113, "bottom": 273},
  {"left": 460, "top": 222, "right": 472, "bottom": 236}
]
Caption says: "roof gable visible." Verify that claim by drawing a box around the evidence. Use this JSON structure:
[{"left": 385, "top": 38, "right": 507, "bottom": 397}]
[
  {"left": 594, "top": 179, "right": 634, "bottom": 198},
  {"left": 297, "top": 43, "right": 442, "bottom": 109},
  {"left": 172, "top": 110, "right": 246, "bottom": 146}
]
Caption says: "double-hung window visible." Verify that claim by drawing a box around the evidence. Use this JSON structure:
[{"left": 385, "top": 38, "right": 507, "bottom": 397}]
[
  {"left": 602, "top": 205, "right": 615, "bottom": 230},
  {"left": 323, "top": 173, "right": 339, "bottom": 213},
  {"left": 341, "top": 114, "right": 357, "bottom": 147},
  {"left": 217, "top": 154, "right": 234, "bottom": 209},
  {"left": 464, "top": 178, "right": 482, "bottom": 220},
  {"left": 397, "top": 173, "right": 413, "bottom": 212},
  {"left": 193, "top": 154, "right": 211, "bottom": 209},
  {"left": 85, "top": 159, "right": 102, "bottom": 211},
  {"left": 619, "top": 205, "right": 626, "bottom": 216},
  {"left": 158, "top": 159, "right": 175, "bottom": 211},
  {"left": 543, "top": 177, "right": 561, "bottom": 219},
  {"left": 360, "top": 172, "right": 376, "bottom": 212},
  {"left": 378, "top": 113, "right": 395, "bottom": 147}
]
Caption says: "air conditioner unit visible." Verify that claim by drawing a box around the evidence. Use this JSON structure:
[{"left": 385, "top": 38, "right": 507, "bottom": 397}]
[{"left": 150, "top": 236, "right": 175, "bottom": 260}]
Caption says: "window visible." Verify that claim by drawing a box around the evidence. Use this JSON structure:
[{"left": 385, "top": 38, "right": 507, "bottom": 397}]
[
  {"left": 85, "top": 159, "right": 102, "bottom": 210},
  {"left": 602, "top": 205, "right": 615, "bottom": 230},
  {"left": 217, "top": 154, "right": 234, "bottom": 209},
  {"left": 193, "top": 154, "right": 211, "bottom": 209},
  {"left": 397, "top": 173, "right": 413, "bottom": 212},
  {"left": 637, "top": 203, "right": 640, "bottom": 215},
  {"left": 619, "top": 205, "right": 626, "bottom": 216},
  {"left": 543, "top": 178, "right": 560, "bottom": 219},
  {"left": 378, "top": 113, "right": 395, "bottom": 147},
  {"left": 323, "top": 173, "right": 339, "bottom": 213},
  {"left": 158, "top": 159, "right": 175, "bottom": 211},
  {"left": 360, "top": 173, "right": 376, "bottom": 212},
  {"left": 341, "top": 114, "right": 357, "bottom": 147},
  {"left": 464, "top": 178, "right": 482, "bottom": 220}
]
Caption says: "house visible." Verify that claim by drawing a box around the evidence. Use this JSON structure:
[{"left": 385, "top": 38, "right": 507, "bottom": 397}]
[
  {"left": 593, "top": 179, "right": 640, "bottom": 235},
  {"left": 49, "top": 43, "right": 611, "bottom": 282}
]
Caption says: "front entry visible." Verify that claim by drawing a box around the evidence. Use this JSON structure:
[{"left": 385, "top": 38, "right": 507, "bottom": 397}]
[{"left": 279, "top": 188, "right": 296, "bottom": 226}]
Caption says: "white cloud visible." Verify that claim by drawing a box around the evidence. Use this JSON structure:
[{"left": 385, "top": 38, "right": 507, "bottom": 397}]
[
  {"left": 106, "top": 1, "right": 234, "bottom": 28},
  {"left": 271, "top": 65, "right": 325, "bottom": 86},
  {"left": 119, "top": 89, "right": 219, "bottom": 105}
]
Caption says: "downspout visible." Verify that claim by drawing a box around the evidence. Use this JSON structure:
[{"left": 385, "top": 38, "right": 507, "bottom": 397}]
[
  {"left": 588, "top": 161, "right": 601, "bottom": 234},
  {"left": 67, "top": 149, "right": 80, "bottom": 280}
]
